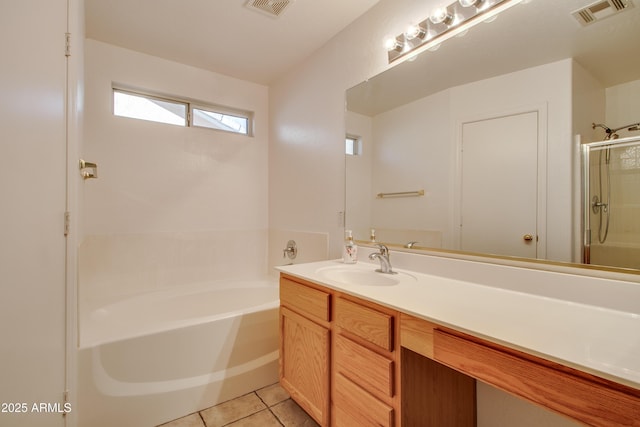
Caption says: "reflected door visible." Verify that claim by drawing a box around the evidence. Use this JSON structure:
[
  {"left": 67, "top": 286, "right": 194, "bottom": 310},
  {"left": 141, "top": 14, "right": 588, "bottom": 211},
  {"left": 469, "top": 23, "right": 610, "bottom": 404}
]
[{"left": 460, "top": 112, "right": 538, "bottom": 258}]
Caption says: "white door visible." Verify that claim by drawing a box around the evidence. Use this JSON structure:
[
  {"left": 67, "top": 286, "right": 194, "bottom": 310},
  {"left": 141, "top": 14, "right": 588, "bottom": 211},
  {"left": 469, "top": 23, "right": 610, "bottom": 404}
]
[
  {"left": 0, "top": 1, "right": 68, "bottom": 426},
  {"left": 460, "top": 112, "right": 539, "bottom": 258}
]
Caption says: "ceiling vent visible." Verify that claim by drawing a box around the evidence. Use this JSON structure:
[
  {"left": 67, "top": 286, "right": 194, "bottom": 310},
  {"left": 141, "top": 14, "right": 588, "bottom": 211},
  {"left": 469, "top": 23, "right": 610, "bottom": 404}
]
[
  {"left": 572, "top": 0, "right": 633, "bottom": 26},
  {"left": 245, "top": 0, "right": 294, "bottom": 18}
]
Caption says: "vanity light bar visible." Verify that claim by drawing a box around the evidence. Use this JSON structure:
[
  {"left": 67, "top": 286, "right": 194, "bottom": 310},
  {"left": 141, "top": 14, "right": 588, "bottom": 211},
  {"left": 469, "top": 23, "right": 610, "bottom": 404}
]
[{"left": 387, "top": 0, "right": 524, "bottom": 64}]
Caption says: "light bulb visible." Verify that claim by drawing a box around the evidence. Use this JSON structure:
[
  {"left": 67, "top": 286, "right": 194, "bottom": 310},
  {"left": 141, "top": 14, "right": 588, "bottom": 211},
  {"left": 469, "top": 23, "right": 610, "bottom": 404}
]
[
  {"left": 429, "top": 6, "right": 453, "bottom": 25},
  {"left": 459, "top": 0, "right": 483, "bottom": 7},
  {"left": 384, "top": 37, "right": 404, "bottom": 52},
  {"left": 404, "top": 23, "right": 426, "bottom": 40}
]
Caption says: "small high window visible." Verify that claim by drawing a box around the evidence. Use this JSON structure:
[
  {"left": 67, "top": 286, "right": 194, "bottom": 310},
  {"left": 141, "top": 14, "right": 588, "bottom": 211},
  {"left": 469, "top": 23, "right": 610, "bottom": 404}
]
[
  {"left": 112, "top": 87, "right": 253, "bottom": 136},
  {"left": 114, "top": 90, "right": 187, "bottom": 126},
  {"left": 346, "top": 135, "right": 361, "bottom": 156},
  {"left": 192, "top": 106, "right": 249, "bottom": 135}
]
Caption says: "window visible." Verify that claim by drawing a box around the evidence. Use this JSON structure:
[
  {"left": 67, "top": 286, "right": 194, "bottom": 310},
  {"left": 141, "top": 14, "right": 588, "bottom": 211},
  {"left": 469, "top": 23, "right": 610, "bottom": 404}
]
[
  {"left": 346, "top": 135, "right": 361, "bottom": 156},
  {"left": 192, "top": 106, "right": 249, "bottom": 134},
  {"left": 114, "top": 90, "right": 187, "bottom": 126},
  {"left": 113, "top": 87, "right": 253, "bottom": 136}
]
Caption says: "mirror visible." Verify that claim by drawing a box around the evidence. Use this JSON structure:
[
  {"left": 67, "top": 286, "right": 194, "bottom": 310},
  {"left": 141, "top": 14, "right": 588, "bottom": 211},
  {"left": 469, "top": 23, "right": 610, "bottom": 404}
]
[{"left": 345, "top": 0, "right": 640, "bottom": 272}]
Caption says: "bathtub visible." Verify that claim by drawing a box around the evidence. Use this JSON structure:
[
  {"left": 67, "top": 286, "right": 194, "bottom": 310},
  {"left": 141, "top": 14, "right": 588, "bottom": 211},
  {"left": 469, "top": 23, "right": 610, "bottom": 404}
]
[{"left": 78, "top": 279, "right": 280, "bottom": 427}]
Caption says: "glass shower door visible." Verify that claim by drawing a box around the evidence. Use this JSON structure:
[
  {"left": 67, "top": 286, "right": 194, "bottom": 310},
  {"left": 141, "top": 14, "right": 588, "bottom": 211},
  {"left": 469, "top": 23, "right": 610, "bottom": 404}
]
[{"left": 582, "top": 136, "right": 640, "bottom": 270}]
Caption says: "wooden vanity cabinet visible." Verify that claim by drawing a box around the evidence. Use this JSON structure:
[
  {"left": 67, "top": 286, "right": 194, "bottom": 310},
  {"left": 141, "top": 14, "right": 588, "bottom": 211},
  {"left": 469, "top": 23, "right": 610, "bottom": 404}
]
[
  {"left": 279, "top": 276, "right": 331, "bottom": 426},
  {"left": 333, "top": 296, "right": 399, "bottom": 427},
  {"left": 280, "top": 273, "right": 640, "bottom": 427},
  {"left": 279, "top": 274, "right": 401, "bottom": 427}
]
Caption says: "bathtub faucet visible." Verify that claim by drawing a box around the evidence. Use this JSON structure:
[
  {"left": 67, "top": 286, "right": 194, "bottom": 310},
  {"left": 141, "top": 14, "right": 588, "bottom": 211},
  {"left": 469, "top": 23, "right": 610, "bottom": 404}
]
[{"left": 369, "top": 244, "right": 395, "bottom": 274}]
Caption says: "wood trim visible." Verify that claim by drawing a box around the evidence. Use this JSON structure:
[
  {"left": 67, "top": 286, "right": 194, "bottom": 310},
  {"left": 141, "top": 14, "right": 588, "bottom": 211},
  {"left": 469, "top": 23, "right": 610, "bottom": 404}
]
[
  {"left": 434, "top": 329, "right": 640, "bottom": 427},
  {"left": 400, "top": 313, "right": 436, "bottom": 359}
]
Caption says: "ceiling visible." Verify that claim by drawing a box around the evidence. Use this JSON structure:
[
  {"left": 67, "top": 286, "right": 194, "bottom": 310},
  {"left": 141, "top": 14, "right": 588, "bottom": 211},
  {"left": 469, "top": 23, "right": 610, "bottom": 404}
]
[{"left": 85, "top": 0, "right": 382, "bottom": 85}]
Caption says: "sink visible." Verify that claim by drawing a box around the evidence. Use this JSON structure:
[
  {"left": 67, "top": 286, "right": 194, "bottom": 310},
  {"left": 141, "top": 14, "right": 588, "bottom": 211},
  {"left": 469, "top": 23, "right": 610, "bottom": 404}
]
[{"left": 315, "top": 263, "right": 415, "bottom": 286}]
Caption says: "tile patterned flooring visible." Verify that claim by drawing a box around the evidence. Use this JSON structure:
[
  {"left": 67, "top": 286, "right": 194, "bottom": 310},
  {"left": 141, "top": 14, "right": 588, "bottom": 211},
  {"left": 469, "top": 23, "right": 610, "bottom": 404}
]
[{"left": 157, "top": 383, "right": 319, "bottom": 427}]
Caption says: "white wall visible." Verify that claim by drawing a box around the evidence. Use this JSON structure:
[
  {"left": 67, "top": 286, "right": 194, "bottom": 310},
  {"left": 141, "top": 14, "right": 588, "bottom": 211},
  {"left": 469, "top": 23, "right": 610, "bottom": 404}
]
[
  {"left": 269, "top": 0, "right": 436, "bottom": 259},
  {"left": 269, "top": 0, "right": 587, "bottom": 424},
  {"left": 81, "top": 40, "right": 270, "bottom": 299},
  {"left": 606, "top": 79, "right": 640, "bottom": 128},
  {"left": 371, "top": 89, "right": 451, "bottom": 247}
]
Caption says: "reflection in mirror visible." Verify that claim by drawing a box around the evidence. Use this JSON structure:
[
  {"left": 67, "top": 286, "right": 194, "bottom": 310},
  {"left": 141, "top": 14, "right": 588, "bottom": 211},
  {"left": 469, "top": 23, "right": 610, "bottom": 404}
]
[
  {"left": 345, "top": 0, "right": 640, "bottom": 272},
  {"left": 583, "top": 136, "right": 640, "bottom": 270}
]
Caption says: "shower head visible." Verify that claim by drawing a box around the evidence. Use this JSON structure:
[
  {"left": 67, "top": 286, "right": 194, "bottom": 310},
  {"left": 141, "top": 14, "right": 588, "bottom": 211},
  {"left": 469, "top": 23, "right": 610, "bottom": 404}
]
[
  {"left": 592, "top": 121, "right": 640, "bottom": 140},
  {"left": 592, "top": 122, "right": 615, "bottom": 139},
  {"left": 592, "top": 123, "right": 612, "bottom": 133}
]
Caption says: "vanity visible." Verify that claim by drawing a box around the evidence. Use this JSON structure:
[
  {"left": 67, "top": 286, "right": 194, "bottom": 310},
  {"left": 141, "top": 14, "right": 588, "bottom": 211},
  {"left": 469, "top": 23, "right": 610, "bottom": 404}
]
[{"left": 277, "top": 252, "right": 640, "bottom": 426}]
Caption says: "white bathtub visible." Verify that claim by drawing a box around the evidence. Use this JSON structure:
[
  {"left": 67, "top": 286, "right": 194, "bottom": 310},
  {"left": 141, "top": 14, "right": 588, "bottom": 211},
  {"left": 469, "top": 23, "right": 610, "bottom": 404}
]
[{"left": 78, "top": 279, "right": 280, "bottom": 427}]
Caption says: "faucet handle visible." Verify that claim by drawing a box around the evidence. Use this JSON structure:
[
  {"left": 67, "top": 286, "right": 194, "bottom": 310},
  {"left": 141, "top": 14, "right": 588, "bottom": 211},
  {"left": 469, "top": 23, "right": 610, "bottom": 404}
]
[
  {"left": 375, "top": 243, "right": 389, "bottom": 255},
  {"left": 282, "top": 240, "right": 297, "bottom": 260}
]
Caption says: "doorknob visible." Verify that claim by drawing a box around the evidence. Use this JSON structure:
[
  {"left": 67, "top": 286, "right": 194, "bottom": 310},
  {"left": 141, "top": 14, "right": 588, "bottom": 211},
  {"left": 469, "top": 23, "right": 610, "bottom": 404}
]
[{"left": 523, "top": 234, "right": 534, "bottom": 242}]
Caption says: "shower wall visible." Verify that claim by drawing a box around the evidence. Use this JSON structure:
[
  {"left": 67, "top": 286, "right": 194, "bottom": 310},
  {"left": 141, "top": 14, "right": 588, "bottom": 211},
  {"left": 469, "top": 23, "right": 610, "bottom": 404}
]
[
  {"left": 587, "top": 79, "right": 640, "bottom": 269},
  {"left": 82, "top": 40, "right": 269, "bottom": 297}
]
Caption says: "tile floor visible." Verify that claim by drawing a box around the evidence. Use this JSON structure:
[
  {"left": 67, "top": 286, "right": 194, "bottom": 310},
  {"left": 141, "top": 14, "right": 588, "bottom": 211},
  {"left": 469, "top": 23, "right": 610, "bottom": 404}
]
[{"left": 157, "top": 383, "right": 319, "bottom": 427}]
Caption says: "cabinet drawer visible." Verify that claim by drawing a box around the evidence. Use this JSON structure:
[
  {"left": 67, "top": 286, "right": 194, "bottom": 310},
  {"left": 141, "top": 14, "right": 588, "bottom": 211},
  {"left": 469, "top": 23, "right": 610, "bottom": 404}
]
[
  {"left": 335, "top": 297, "right": 393, "bottom": 351},
  {"left": 280, "top": 276, "right": 330, "bottom": 323},
  {"left": 334, "top": 372, "right": 394, "bottom": 427},
  {"left": 335, "top": 334, "right": 394, "bottom": 398}
]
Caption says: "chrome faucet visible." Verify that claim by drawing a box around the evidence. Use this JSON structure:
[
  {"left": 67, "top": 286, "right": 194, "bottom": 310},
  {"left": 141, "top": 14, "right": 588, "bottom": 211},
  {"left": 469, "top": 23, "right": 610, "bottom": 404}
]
[{"left": 369, "top": 244, "right": 396, "bottom": 274}]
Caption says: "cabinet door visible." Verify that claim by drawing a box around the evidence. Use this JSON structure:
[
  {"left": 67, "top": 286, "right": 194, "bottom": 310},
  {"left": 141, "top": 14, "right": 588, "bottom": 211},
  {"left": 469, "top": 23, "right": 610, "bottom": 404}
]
[{"left": 280, "top": 307, "right": 330, "bottom": 426}]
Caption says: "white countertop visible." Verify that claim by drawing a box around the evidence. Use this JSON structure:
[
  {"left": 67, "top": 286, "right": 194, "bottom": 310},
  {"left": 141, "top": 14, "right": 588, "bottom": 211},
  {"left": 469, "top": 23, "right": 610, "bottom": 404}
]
[{"left": 277, "top": 257, "right": 640, "bottom": 390}]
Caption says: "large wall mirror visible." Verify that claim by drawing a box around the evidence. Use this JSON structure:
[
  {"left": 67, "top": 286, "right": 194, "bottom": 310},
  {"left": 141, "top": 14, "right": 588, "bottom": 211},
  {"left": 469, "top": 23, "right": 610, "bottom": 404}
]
[{"left": 345, "top": 0, "right": 640, "bottom": 273}]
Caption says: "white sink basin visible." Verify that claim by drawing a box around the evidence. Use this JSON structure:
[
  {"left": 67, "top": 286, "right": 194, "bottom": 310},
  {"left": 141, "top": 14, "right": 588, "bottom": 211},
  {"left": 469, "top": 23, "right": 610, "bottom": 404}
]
[{"left": 315, "top": 263, "right": 416, "bottom": 286}]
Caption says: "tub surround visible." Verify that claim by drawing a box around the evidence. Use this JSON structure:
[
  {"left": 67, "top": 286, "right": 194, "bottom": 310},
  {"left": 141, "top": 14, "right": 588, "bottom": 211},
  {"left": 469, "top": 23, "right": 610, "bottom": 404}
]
[
  {"left": 268, "top": 229, "right": 330, "bottom": 278},
  {"left": 79, "top": 230, "right": 269, "bottom": 303},
  {"left": 277, "top": 247, "right": 640, "bottom": 425}
]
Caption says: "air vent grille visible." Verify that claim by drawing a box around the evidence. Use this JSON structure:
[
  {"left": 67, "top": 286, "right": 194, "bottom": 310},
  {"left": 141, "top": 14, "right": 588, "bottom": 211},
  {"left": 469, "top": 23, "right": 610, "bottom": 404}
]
[
  {"left": 611, "top": 0, "right": 628, "bottom": 10},
  {"left": 572, "top": 0, "right": 633, "bottom": 26},
  {"left": 246, "top": 0, "right": 294, "bottom": 18}
]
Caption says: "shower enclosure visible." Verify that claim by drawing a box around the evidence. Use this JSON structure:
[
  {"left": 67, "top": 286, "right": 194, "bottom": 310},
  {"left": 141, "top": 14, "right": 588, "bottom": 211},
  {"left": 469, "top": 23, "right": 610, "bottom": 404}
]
[{"left": 582, "top": 134, "right": 640, "bottom": 270}]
